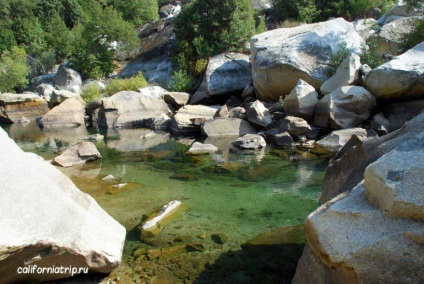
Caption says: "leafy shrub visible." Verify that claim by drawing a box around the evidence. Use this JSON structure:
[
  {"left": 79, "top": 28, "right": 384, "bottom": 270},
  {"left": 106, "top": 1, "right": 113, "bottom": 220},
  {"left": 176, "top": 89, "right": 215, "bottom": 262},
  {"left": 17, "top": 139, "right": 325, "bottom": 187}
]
[
  {"left": 327, "top": 42, "right": 352, "bottom": 76},
  {"left": 108, "top": 0, "right": 159, "bottom": 26},
  {"left": 175, "top": 0, "right": 255, "bottom": 75},
  {"left": 0, "top": 46, "right": 30, "bottom": 93},
  {"left": 168, "top": 70, "right": 194, "bottom": 92},
  {"left": 360, "top": 38, "right": 384, "bottom": 69},
  {"left": 81, "top": 83, "right": 102, "bottom": 103},
  {"left": 104, "top": 73, "right": 149, "bottom": 96},
  {"left": 400, "top": 19, "right": 424, "bottom": 52}
]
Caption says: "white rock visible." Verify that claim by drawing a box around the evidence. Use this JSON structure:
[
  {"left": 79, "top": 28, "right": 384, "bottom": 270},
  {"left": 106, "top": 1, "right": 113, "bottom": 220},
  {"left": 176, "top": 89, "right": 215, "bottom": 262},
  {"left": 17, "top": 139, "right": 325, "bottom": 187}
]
[
  {"left": 315, "top": 128, "right": 368, "bottom": 151},
  {"left": 186, "top": 142, "right": 219, "bottom": 155},
  {"left": 320, "top": 54, "right": 362, "bottom": 95},
  {"left": 314, "top": 86, "right": 376, "bottom": 129},
  {"left": 40, "top": 98, "right": 85, "bottom": 128},
  {"left": 246, "top": 100, "right": 272, "bottom": 128},
  {"left": 202, "top": 118, "right": 257, "bottom": 137},
  {"left": 53, "top": 65, "right": 82, "bottom": 94},
  {"left": 53, "top": 141, "right": 102, "bottom": 167},
  {"left": 284, "top": 79, "right": 319, "bottom": 121},
  {"left": 0, "top": 128, "right": 125, "bottom": 283},
  {"left": 233, "top": 134, "right": 266, "bottom": 149},
  {"left": 251, "top": 18, "right": 365, "bottom": 101},
  {"left": 364, "top": 42, "right": 424, "bottom": 101},
  {"left": 171, "top": 105, "right": 221, "bottom": 134}
]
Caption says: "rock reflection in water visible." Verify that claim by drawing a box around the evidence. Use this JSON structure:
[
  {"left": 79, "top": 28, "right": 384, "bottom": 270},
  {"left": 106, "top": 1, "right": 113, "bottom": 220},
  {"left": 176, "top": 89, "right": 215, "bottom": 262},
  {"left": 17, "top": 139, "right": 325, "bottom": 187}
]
[{"left": 105, "top": 128, "right": 170, "bottom": 152}]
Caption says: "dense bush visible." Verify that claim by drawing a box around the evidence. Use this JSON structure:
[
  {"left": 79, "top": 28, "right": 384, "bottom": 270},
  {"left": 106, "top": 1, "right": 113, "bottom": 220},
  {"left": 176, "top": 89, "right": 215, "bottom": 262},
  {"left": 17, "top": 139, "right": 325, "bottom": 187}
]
[
  {"left": 400, "top": 0, "right": 424, "bottom": 52},
  {"left": 174, "top": 0, "right": 255, "bottom": 76},
  {"left": 81, "top": 83, "right": 102, "bottom": 103},
  {"left": 104, "top": 73, "right": 149, "bottom": 96},
  {"left": 108, "top": 0, "right": 159, "bottom": 26},
  {"left": 0, "top": 46, "right": 31, "bottom": 92},
  {"left": 168, "top": 70, "right": 194, "bottom": 92}
]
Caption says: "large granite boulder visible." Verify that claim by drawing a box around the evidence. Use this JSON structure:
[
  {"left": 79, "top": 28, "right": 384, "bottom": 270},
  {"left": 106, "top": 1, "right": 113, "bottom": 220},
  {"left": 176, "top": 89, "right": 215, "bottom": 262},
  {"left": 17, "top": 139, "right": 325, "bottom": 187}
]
[
  {"left": 39, "top": 98, "right": 85, "bottom": 128},
  {"left": 0, "top": 93, "right": 49, "bottom": 123},
  {"left": 364, "top": 42, "right": 424, "bottom": 101},
  {"left": 97, "top": 91, "right": 172, "bottom": 129},
  {"left": 320, "top": 111, "right": 424, "bottom": 204},
  {"left": 164, "top": 92, "right": 190, "bottom": 109},
  {"left": 119, "top": 18, "right": 174, "bottom": 86},
  {"left": 378, "top": 3, "right": 423, "bottom": 26},
  {"left": 284, "top": 79, "right": 319, "bottom": 122},
  {"left": 171, "top": 105, "right": 221, "bottom": 135},
  {"left": 364, "top": 132, "right": 424, "bottom": 219},
  {"left": 314, "top": 86, "right": 376, "bottom": 129},
  {"left": 352, "top": 18, "right": 377, "bottom": 40},
  {"left": 53, "top": 142, "right": 102, "bottom": 167},
  {"left": 250, "top": 18, "right": 365, "bottom": 101},
  {"left": 190, "top": 53, "right": 252, "bottom": 104},
  {"left": 201, "top": 118, "right": 257, "bottom": 137},
  {"left": 373, "top": 16, "right": 420, "bottom": 57},
  {"left": 294, "top": 128, "right": 424, "bottom": 283},
  {"left": 320, "top": 54, "right": 361, "bottom": 95},
  {"left": 53, "top": 65, "right": 82, "bottom": 94},
  {"left": 0, "top": 128, "right": 125, "bottom": 283}
]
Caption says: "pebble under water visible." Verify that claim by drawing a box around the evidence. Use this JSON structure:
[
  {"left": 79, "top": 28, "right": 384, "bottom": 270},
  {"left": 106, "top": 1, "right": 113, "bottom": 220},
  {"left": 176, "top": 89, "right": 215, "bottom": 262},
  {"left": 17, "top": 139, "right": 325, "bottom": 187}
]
[{"left": 2, "top": 122, "right": 329, "bottom": 283}]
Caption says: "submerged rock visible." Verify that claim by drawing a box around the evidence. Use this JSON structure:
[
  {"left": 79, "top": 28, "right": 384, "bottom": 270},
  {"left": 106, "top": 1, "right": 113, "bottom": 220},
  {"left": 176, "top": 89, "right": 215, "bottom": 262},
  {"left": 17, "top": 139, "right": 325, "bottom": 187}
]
[
  {"left": 233, "top": 134, "right": 266, "bottom": 149},
  {"left": 0, "top": 128, "right": 125, "bottom": 283},
  {"left": 186, "top": 142, "right": 218, "bottom": 155},
  {"left": 53, "top": 141, "right": 102, "bottom": 167},
  {"left": 139, "top": 200, "right": 186, "bottom": 240}
]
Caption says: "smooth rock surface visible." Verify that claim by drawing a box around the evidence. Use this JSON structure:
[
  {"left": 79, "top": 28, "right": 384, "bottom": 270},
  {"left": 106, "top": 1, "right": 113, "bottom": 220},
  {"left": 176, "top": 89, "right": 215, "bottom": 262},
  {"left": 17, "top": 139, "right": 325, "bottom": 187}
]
[
  {"left": 138, "top": 86, "right": 168, "bottom": 99},
  {"left": 284, "top": 79, "right": 319, "bottom": 121},
  {"left": 315, "top": 128, "right": 367, "bottom": 152},
  {"left": 171, "top": 105, "right": 221, "bottom": 135},
  {"left": 296, "top": 184, "right": 424, "bottom": 284},
  {"left": 191, "top": 53, "right": 252, "bottom": 104},
  {"left": 251, "top": 18, "right": 365, "bottom": 101},
  {"left": 232, "top": 134, "right": 266, "bottom": 149},
  {"left": 40, "top": 98, "right": 85, "bottom": 128},
  {"left": 365, "top": 42, "right": 424, "bottom": 101},
  {"left": 352, "top": 18, "right": 377, "bottom": 40},
  {"left": 0, "top": 93, "right": 49, "bottom": 123},
  {"left": 314, "top": 86, "right": 376, "bottom": 129},
  {"left": 320, "top": 112, "right": 424, "bottom": 204},
  {"left": 364, "top": 131, "right": 424, "bottom": 219},
  {"left": 49, "top": 89, "right": 84, "bottom": 108},
  {"left": 98, "top": 91, "right": 172, "bottom": 129},
  {"left": 202, "top": 118, "right": 257, "bottom": 137},
  {"left": 0, "top": 128, "right": 125, "bottom": 283},
  {"left": 320, "top": 54, "right": 361, "bottom": 95},
  {"left": 53, "top": 141, "right": 102, "bottom": 167},
  {"left": 186, "top": 142, "right": 219, "bottom": 155}
]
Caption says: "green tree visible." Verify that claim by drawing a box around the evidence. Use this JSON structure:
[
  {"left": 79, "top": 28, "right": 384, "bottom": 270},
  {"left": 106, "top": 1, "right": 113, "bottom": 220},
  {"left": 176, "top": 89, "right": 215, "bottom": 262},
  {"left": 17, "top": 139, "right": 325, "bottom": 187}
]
[
  {"left": 108, "top": 0, "right": 159, "bottom": 26},
  {"left": 71, "top": 4, "right": 139, "bottom": 78},
  {"left": 0, "top": 46, "right": 30, "bottom": 92},
  {"left": 12, "top": 17, "right": 47, "bottom": 57},
  {"left": 175, "top": 0, "right": 255, "bottom": 75},
  {"left": 46, "top": 15, "right": 76, "bottom": 62}
]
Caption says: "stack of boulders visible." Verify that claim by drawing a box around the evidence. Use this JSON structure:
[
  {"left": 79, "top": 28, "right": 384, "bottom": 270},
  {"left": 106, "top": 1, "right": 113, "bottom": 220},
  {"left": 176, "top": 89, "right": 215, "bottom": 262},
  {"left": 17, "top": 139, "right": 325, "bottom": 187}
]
[{"left": 293, "top": 112, "right": 424, "bottom": 284}]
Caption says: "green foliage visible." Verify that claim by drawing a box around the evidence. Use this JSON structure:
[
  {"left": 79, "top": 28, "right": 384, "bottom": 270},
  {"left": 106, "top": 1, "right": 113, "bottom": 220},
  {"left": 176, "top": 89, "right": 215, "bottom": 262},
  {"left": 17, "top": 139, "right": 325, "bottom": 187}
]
[
  {"left": 0, "top": 46, "right": 30, "bottom": 92},
  {"left": 46, "top": 16, "right": 76, "bottom": 62},
  {"left": 0, "top": 29, "right": 17, "bottom": 53},
  {"left": 315, "top": 0, "right": 389, "bottom": 21},
  {"left": 12, "top": 17, "right": 47, "bottom": 57},
  {"left": 360, "top": 38, "right": 384, "bottom": 68},
  {"left": 108, "top": 0, "right": 159, "bottom": 26},
  {"left": 168, "top": 70, "right": 194, "bottom": 92},
  {"left": 71, "top": 4, "right": 139, "bottom": 79},
  {"left": 104, "top": 73, "right": 149, "bottom": 96},
  {"left": 175, "top": 0, "right": 255, "bottom": 75},
  {"left": 81, "top": 83, "right": 102, "bottom": 103},
  {"left": 400, "top": 19, "right": 424, "bottom": 52},
  {"left": 32, "top": 50, "right": 56, "bottom": 75},
  {"left": 327, "top": 42, "right": 352, "bottom": 76}
]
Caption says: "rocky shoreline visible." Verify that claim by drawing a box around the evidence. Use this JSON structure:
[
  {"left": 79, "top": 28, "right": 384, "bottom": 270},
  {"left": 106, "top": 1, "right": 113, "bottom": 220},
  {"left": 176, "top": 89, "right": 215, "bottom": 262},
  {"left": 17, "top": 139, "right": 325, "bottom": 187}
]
[{"left": 0, "top": 2, "right": 423, "bottom": 283}]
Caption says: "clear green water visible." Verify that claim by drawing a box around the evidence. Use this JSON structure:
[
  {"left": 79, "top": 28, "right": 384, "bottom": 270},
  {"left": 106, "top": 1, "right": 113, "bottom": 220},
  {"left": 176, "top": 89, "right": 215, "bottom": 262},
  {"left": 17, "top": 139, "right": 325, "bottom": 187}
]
[{"left": 2, "top": 122, "right": 328, "bottom": 282}]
